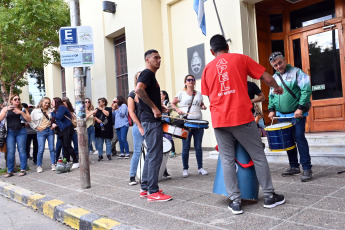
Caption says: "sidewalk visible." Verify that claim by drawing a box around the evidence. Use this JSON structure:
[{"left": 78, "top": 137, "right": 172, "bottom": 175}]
[{"left": 1, "top": 150, "right": 345, "bottom": 229}]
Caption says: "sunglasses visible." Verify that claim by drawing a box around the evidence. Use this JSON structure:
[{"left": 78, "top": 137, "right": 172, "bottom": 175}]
[
  {"left": 13, "top": 98, "right": 21, "bottom": 101},
  {"left": 269, "top": 51, "right": 283, "bottom": 62},
  {"left": 85, "top": 101, "right": 90, "bottom": 103},
  {"left": 113, "top": 101, "right": 117, "bottom": 103},
  {"left": 186, "top": 79, "right": 195, "bottom": 82}
]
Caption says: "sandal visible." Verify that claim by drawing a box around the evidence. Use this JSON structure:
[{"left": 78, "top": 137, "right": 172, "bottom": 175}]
[
  {"left": 18, "top": 171, "right": 26, "bottom": 176},
  {"left": 5, "top": 172, "right": 14, "bottom": 178}
]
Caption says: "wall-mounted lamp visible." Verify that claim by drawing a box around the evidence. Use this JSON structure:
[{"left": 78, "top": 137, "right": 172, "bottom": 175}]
[{"left": 103, "top": 1, "right": 116, "bottom": 14}]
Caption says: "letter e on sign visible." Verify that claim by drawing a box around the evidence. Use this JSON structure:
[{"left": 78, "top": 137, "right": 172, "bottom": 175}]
[{"left": 60, "top": 27, "right": 77, "bottom": 45}]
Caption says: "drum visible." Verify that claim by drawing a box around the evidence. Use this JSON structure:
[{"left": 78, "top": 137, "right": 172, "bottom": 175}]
[
  {"left": 163, "top": 137, "right": 172, "bottom": 154},
  {"left": 184, "top": 119, "right": 209, "bottom": 129},
  {"left": 265, "top": 122, "right": 296, "bottom": 151},
  {"left": 162, "top": 123, "right": 189, "bottom": 139}
]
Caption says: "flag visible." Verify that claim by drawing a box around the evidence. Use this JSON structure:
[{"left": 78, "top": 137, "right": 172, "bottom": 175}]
[{"left": 193, "top": 0, "right": 206, "bottom": 35}]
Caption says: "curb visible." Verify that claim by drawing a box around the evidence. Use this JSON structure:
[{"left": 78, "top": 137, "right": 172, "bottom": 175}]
[{"left": 0, "top": 181, "right": 133, "bottom": 230}]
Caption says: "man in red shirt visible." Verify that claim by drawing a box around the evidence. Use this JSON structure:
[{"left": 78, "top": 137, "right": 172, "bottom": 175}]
[{"left": 201, "top": 34, "right": 285, "bottom": 214}]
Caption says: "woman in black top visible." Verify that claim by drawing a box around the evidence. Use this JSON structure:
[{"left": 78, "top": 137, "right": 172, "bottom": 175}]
[{"left": 0, "top": 94, "right": 31, "bottom": 177}]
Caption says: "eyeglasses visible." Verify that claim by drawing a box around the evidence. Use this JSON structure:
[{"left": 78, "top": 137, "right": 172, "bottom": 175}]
[
  {"left": 186, "top": 79, "right": 195, "bottom": 82},
  {"left": 13, "top": 98, "right": 21, "bottom": 101}
]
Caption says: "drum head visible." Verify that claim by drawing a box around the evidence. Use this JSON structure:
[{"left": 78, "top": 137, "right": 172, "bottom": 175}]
[
  {"left": 186, "top": 119, "right": 209, "bottom": 124},
  {"left": 265, "top": 122, "right": 293, "bottom": 130},
  {"left": 163, "top": 137, "right": 172, "bottom": 153}
]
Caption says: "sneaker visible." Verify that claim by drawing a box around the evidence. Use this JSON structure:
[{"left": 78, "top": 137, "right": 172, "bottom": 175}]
[
  {"left": 228, "top": 200, "right": 244, "bottom": 215},
  {"left": 98, "top": 155, "right": 103, "bottom": 161},
  {"left": 281, "top": 167, "right": 301, "bottom": 176},
  {"left": 147, "top": 191, "right": 172, "bottom": 202},
  {"left": 117, "top": 154, "right": 125, "bottom": 159},
  {"left": 37, "top": 166, "right": 43, "bottom": 173},
  {"left": 125, "top": 154, "right": 130, "bottom": 159},
  {"left": 51, "top": 164, "right": 56, "bottom": 171},
  {"left": 112, "top": 152, "right": 117, "bottom": 157},
  {"left": 129, "top": 177, "right": 138, "bottom": 186},
  {"left": 301, "top": 169, "right": 312, "bottom": 182},
  {"left": 198, "top": 168, "right": 208, "bottom": 175},
  {"left": 169, "top": 152, "right": 176, "bottom": 158},
  {"left": 140, "top": 189, "right": 163, "bottom": 198},
  {"left": 182, "top": 170, "right": 189, "bottom": 178},
  {"left": 107, "top": 155, "right": 112, "bottom": 160},
  {"left": 71, "top": 163, "right": 79, "bottom": 169},
  {"left": 163, "top": 171, "right": 171, "bottom": 179},
  {"left": 264, "top": 193, "right": 285, "bottom": 208},
  {"left": 93, "top": 150, "right": 99, "bottom": 155}
]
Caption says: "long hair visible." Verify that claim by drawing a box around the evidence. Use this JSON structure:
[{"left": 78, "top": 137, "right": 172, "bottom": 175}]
[
  {"left": 9, "top": 94, "right": 22, "bottom": 110},
  {"left": 62, "top": 97, "right": 75, "bottom": 113},
  {"left": 161, "top": 90, "right": 169, "bottom": 102},
  {"left": 53, "top": 97, "right": 64, "bottom": 112},
  {"left": 85, "top": 98, "right": 94, "bottom": 111},
  {"left": 134, "top": 71, "right": 141, "bottom": 88},
  {"left": 183, "top": 74, "right": 195, "bottom": 90},
  {"left": 37, "top": 97, "right": 51, "bottom": 109},
  {"left": 117, "top": 95, "right": 127, "bottom": 107}
]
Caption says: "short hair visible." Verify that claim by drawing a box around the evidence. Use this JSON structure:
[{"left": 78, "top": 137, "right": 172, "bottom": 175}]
[
  {"left": 144, "top": 49, "right": 158, "bottom": 59},
  {"left": 98, "top": 97, "right": 108, "bottom": 106},
  {"left": 210, "top": 34, "right": 228, "bottom": 53},
  {"left": 269, "top": 51, "right": 284, "bottom": 62}
]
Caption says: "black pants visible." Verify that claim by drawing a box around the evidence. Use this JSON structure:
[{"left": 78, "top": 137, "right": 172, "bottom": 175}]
[
  {"left": 26, "top": 133, "right": 38, "bottom": 162},
  {"left": 60, "top": 126, "right": 78, "bottom": 163}
]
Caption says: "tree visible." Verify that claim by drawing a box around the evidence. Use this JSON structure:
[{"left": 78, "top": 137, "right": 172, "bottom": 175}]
[{"left": 0, "top": 0, "right": 70, "bottom": 103}]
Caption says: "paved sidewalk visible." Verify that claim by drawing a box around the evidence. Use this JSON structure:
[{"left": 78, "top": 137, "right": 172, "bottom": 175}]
[{"left": 1, "top": 150, "right": 345, "bottom": 229}]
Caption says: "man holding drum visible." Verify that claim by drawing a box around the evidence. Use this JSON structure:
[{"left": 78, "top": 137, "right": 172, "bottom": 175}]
[
  {"left": 201, "top": 34, "right": 285, "bottom": 214},
  {"left": 268, "top": 51, "right": 312, "bottom": 182}
]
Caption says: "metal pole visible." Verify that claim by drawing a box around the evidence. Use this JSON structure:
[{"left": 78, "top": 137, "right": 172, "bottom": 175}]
[
  {"left": 70, "top": 0, "right": 91, "bottom": 189},
  {"left": 212, "top": 0, "right": 231, "bottom": 43}
]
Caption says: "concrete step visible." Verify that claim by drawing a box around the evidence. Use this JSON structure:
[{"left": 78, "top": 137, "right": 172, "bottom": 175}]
[{"left": 262, "top": 140, "right": 345, "bottom": 153}]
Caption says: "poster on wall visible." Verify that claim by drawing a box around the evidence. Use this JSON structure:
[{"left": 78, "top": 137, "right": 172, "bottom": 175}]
[{"left": 187, "top": 43, "right": 205, "bottom": 80}]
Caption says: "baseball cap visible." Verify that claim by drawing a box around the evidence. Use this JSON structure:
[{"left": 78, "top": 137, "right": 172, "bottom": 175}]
[{"left": 113, "top": 98, "right": 117, "bottom": 103}]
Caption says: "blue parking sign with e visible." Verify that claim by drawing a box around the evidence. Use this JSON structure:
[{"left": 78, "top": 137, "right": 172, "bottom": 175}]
[{"left": 60, "top": 28, "right": 77, "bottom": 45}]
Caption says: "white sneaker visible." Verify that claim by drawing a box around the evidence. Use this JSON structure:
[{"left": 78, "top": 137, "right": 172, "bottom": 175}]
[
  {"left": 198, "top": 168, "right": 208, "bottom": 175},
  {"left": 182, "top": 170, "right": 189, "bottom": 178},
  {"left": 37, "top": 166, "right": 43, "bottom": 173},
  {"left": 71, "top": 163, "right": 79, "bottom": 169},
  {"left": 93, "top": 150, "right": 99, "bottom": 155},
  {"left": 51, "top": 164, "right": 56, "bottom": 171}
]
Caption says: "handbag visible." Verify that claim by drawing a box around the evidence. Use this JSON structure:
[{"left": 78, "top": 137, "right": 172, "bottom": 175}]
[
  {"left": 0, "top": 111, "right": 8, "bottom": 149},
  {"left": 126, "top": 113, "right": 133, "bottom": 126},
  {"left": 277, "top": 74, "right": 311, "bottom": 112},
  {"left": 65, "top": 113, "right": 77, "bottom": 128}
]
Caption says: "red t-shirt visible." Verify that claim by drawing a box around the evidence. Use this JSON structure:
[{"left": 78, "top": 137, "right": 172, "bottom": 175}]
[{"left": 201, "top": 53, "right": 265, "bottom": 128}]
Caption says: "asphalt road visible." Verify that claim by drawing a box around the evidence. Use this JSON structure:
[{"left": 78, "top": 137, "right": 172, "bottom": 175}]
[{"left": 0, "top": 195, "right": 69, "bottom": 230}]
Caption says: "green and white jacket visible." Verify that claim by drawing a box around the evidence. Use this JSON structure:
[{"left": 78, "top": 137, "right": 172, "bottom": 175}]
[{"left": 268, "top": 64, "right": 312, "bottom": 114}]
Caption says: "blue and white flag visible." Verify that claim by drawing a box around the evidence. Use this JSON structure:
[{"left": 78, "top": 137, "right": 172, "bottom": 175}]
[{"left": 193, "top": 0, "right": 206, "bottom": 35}]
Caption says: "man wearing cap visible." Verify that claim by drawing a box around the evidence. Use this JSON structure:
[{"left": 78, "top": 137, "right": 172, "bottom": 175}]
[{"left": 268, "top": 51, "right": 312, "bottom": 182}]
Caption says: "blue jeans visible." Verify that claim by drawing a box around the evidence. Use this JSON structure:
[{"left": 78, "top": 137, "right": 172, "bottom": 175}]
[
  {"left": 87, "top": 125, "right": 95, "bottom": 151},
  {"left": 279, "top": 117, "right": 311, "bottom": 170},
  {"left": 130, "top": 124, "right": 145, "bottom": 177},
  {"left": 55, "top": 138, "right": 62, "bottom": 163},
  {"left": 37, "top": 128, "right": 55, "bottom": 166},
  {"left": 182, "top": 128, "right": 204, "bottom": 170},
  {"left": 96, "top": 137, "right": 112, "bottom": 156},
  {"left": 116, "top": 125, "right": 129, "bottom": 154},
  {"left": 6, "top": 128, "right": 27, "bottom": 172},
  {"left": 72, "top": 130, "right": 78, "bottom": 155}
]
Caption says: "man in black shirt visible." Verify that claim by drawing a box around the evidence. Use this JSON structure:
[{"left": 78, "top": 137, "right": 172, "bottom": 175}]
[
  {"left": 135, "top": 49, "right": 172, "bottom": 202},
  {"left": 247, "top": 81, "right": 265, "bottom": 114}
]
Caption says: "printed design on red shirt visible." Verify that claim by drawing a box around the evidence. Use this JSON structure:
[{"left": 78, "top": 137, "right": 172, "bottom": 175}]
[{"left": 216, "top": 58, "right": 236, "bottom": 97}]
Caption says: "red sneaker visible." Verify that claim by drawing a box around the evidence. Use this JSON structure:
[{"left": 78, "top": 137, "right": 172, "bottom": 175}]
[
  {"left": 140, "top": 189, "right": 163, "bottom": 198},
  {"left": 147, "top": 191, "right": 172, "bottom": 202}
]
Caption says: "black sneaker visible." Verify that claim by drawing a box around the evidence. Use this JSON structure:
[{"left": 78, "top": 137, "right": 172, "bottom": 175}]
[
  {"left": 117, "top": 154, "right": 125, "bottom": 159},
  {"left": 129, "top": 177, "right": 137, "bottom": 186},
  {"left": 107, "top": 155, "right": 112, "bottom": 160},
  {"left": 112, "top": 152, "right": 117, "bottom": 156},
  {"left": 264, "top": 193, "right": 285, "bottom": 208},
  {"left": 281, "top": 167, "right": 301, "bottom": 176},
  {"left": 98, "top": 155, "right": 103, "bottom": 161},
  {"left": 228, "top": 200, "right": 244, "bottom": 215},
  {"left": 163, "top": 171, "right": 172, "bottom": 179},
  {"left": 301, "top": 169, "right": 312, "bottom": 182}
]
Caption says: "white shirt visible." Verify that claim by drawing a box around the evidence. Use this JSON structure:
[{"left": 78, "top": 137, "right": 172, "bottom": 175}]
[{"left": 175, "top": 90, "right": 203, "bottom": 120}]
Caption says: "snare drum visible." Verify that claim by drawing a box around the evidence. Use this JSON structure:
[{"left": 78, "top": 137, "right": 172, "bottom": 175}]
[
  {"left": 163, "top": 137, "right": 172, "bottom": 154},
  {"left": 162, "top": 123, "right": 189, "bottom": 139},
  {"left": 184, "top": 120, "right": 209, "bottom": 129},
  {"left": 265, "top": 122, "right": 296, "bottom": 152}
]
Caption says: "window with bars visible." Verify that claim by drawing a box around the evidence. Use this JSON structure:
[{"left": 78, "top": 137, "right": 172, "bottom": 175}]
[
  {"left": 61, "top": 66, "right": 66, "bottom": 98},
  {"left": 114, "top": 36, "right": 129, "bottom": 97}
]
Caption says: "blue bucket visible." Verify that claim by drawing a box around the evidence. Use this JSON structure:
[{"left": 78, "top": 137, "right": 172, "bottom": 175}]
[{"left": 213, "top": 141, "right": 259, "bottom": 201}]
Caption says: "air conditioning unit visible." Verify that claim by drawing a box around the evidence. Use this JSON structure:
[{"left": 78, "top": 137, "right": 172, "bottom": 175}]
[
  {"left": 286, "top": 0, "right": 302, "bottom": 3},
  {"left": 103, "top": 1, "right": 116, "bottom": 13}
]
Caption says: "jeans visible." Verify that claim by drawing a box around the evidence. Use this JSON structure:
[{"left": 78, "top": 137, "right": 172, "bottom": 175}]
[
  {"left": 87, "top": 125, "right": 95, "bottom": 152},
  {"left": 59, "top": 126, "right": 78, "bottom": 163},
  {"left": 96, "top": 137, "right": 112, "bottom": 156},
  {"left": 56, "top": 130, "right": 78, "bottom": 162},
  {"left": 141, "top": 121, "right": 163, "bottom": 194},
  {"left": 6, "top": 128, "right": 27, "bottom": 173},
  {"left": 55, "top": 138, "right": 62, "bottom": 163},
  {"left": 279, "top": 117, "right": 312, "bottom": 170},
  {"left": 111, "top": 128, "right": 118, "bottom": 154},
  {"left": 26, "top": 133, "right": 38, "bottom": 162},
  {"left": 130, "top": 124, "right": 145, "bottom": 177},
  {"left": 116, "top": 125, "right": 129, "bottom": 154},
  {"left": 37, "top": 128, "right": 55, "bottom": 166},
  {"left": 72, "top": 130, "right": 78, "bottom": 155},
  {"left": 182, "top": 128, "right": 204, "bottom": 170}
]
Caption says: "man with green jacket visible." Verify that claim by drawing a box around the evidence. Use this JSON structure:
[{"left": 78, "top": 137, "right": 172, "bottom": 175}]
[{"left": 268, "top": 52, "right": 312, "bottom": 182}]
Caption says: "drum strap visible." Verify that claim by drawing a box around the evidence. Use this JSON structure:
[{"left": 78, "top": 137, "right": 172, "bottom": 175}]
[
  {"left": 184, "top": 90, "right": 196, "bottom": 119},
  {"left": 277, "top": 74, "right": 297, "bottom": 99}
]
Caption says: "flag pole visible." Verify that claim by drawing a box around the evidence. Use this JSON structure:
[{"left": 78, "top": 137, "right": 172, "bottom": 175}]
[{"left": 212, "top": 0, "right": 231, "bottom": 43}]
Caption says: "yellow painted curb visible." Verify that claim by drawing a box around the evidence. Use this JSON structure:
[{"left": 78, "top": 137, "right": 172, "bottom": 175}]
[
  {"left": 12, "top": 188, "right": 25, "bottom": 203},
  {"left": 4, "top": 185, "right": 16, "bottom": 197},
  {"left": 93, "top": 218, "right": 121, "bottom": 230},
  {"left": 28, "top": 194, "right": 46, "bottom": 210},
  {"left": 64, "top": 208, "right": 91, "bottom": 229},
  {"left": 43, "top": 199, "right": 65, "bottom": 219}
]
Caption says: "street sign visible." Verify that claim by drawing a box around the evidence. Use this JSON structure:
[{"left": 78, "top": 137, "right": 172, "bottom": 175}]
[{"left": 59, "top": 26, "right": 94, "bottom": 67}]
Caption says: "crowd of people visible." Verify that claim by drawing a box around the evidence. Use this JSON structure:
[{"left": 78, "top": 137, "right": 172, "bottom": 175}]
[{"left": 0, "top": 34, "right": 312, "bottom": 215}]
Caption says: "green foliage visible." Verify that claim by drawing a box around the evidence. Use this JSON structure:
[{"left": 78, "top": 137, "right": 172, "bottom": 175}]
[{"left": 0, "top": 0, "right": 70, "bottom": 102}]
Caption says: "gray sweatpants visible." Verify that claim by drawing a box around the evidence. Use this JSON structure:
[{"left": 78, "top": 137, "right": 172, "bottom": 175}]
[{"left": 214, "top": 121, "right": 274, "bottom": 201}]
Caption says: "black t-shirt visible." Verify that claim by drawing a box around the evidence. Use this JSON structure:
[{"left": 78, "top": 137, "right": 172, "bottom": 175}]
[
  {"left": 128, "top": 90, "right": 141, "bottom": 120},
  {"left": 247, "top": 81, "right": 262, "bottom": 113},
  {"left": 94, "top": 107, "right": 113, "bottom": 139},
  {"left": 137, "top": 69, "right": 161, "bottom": 122},
  {"left": 7, "top": 110, "right": 24, "bottom": 131}
]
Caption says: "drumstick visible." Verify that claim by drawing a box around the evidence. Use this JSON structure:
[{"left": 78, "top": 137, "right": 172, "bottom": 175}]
[{"left": 161, "top": 115, "right": 186, "bottom": 121}]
